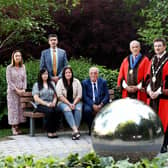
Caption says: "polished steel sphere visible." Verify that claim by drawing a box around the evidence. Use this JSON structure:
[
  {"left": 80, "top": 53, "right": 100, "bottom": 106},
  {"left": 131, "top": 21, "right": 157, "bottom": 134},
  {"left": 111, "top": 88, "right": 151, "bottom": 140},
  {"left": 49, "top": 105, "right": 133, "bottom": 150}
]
[{"left": 91, "top": 98, "right": 163, "bottom": 161}]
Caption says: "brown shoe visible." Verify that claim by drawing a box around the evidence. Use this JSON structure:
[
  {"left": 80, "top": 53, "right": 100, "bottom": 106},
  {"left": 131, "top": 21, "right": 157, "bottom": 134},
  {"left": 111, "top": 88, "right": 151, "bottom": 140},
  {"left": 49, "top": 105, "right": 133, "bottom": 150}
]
[
  {"left": 12, "top": 127, "right": 19, "bottom": 136},
  {"left": 15, "top": 126, "right": 22, "bottom": 134}
]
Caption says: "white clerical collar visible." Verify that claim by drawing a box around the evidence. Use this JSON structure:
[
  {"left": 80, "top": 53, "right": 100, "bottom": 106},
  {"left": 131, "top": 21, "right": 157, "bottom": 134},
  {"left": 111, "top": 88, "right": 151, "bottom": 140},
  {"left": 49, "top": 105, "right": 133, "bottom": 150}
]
[{"left": 157, "top": 50, "right": 166, "bottom": 59}]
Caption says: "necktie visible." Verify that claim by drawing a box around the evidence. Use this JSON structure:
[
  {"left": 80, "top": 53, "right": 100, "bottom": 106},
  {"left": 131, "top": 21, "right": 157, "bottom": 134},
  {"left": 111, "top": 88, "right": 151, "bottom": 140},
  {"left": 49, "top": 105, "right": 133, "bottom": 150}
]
[
  {"left": 94, "top": 83, "right": 98, "bottom": 104},
  {"left": 53, "top": 49, "right": 57, "bottom": 76}
]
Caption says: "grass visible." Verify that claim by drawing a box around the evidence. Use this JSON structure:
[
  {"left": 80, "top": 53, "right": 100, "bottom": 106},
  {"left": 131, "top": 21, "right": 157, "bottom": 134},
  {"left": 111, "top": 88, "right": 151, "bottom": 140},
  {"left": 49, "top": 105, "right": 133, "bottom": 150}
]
[{"left": 0, "top": 129, "right": 12, "bottom": 139}]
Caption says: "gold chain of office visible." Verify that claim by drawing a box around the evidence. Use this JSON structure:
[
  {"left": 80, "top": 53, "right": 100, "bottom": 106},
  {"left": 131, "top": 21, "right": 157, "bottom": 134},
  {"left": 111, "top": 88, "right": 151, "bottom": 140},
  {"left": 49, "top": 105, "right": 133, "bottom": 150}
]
[{"left": 151, "top": 56, "right": 168, "bottom": 83}]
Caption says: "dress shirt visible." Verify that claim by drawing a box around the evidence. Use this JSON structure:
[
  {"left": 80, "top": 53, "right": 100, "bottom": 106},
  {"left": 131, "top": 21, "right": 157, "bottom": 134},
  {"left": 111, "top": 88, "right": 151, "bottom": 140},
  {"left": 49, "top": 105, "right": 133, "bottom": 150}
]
[
  {"left": 147, "top": 84, "right": 162, "bottom": 95},
  {"left": 122, "top": 80, "right": 142, "bottom": 90}
]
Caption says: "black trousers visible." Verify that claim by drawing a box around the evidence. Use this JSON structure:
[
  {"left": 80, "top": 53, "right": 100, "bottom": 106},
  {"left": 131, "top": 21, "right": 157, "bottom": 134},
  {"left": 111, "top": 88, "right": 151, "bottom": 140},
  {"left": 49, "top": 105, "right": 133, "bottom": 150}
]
[
  {"left": 36, "top": 105, "right": 60, "bottom": 133},
  {"left": 83, "top": 104, "right": 95, "bottom": 132},
  {"left": 163, "top": 127, "right": 168, "bottom": 147}
]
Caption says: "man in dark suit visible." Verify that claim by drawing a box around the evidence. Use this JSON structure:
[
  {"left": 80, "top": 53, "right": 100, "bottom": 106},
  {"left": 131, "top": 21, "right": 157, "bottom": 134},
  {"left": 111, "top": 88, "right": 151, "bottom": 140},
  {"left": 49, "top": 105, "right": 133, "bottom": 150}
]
[
  {"left": 40, "top": 34, "right": 68, "bottom": 83},
  {"left": 82, "top": 67, "right": 109, "bottom": 135}
]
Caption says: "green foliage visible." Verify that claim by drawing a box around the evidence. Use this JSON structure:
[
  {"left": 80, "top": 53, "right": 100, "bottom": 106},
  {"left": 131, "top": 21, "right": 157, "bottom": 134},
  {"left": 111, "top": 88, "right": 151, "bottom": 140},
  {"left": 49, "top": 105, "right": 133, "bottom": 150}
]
[
  {"left": 0, "top": 57, "right": 119, "bottom": 98},
  {"left": 0, "top": 65, "right": 7, "bottom": 119},
  {"left": 98, "top": 66, "right": 120, "bottom": 99},
  {"left": 25, "top": 57, "right": 119, "bottom": 92},
  {"left": 25, "top": 59, "right": 40, "bottom": 91},
  {"left": 0, "top": 65, "right": 7, "bottom": 103},
  {"left": 0, "top": 129, "right": 12, "bottom": 138},
  {"left": 0, "top": 57, "right": 119, "bottom": 121},
  {"left": 70, "top": 57, "right": 120, "bottom": 99},
  {"left": 137, "top": 0, "right": 168, "bottom": 47},
  {"left": 0, "top": 0, "right": 80, "bottom": 48},
  {"left": 69, "top": 57, "right": 93, "bottom": 82},
  {"left": 0, "top": 152, "right": 168, "bottom": 167}
]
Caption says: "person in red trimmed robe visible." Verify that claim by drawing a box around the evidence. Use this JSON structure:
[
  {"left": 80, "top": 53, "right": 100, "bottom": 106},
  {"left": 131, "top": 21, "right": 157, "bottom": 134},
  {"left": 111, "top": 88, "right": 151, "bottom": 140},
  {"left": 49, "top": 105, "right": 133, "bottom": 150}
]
[
  {"left": 117, "top": 40, "right": 149, "bottom": 103},
  {"left": 146, "top": 38, "right": 168, "bottom": 153}
]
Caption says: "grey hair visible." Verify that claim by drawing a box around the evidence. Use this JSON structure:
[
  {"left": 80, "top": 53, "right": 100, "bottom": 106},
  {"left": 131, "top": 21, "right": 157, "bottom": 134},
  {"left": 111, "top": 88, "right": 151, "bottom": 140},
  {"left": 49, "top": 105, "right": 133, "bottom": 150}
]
[
  {"left": 89, "top": 67, "right": 99, "bottom": 74},
  {"left": 130, "top": 40, "right": 141, "bottom": 48}
]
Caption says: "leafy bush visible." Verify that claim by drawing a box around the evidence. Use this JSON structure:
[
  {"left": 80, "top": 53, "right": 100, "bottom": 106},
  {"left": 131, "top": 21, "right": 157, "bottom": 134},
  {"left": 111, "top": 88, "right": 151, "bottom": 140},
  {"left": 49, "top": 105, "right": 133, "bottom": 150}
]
[
  {"left": 0, "top": 152, "right": 167, "bottom": 167},
  {"left": 25, "top": 59, "right": 40, "bottom": 91},
  {"left": 0, "top": 65, "right": 7, "bottom": 103},
  {"left": 0, "top": 65, "right": 7, "bottom": 120},
  {"left": 0, "top": 57, "right": 120, "bottom": 121},
  {"left": 70, "top": 57, "right": 120, "bottom": 99},
  {"left": 25, "top": 57, "right": 119, "bottom": 91}
]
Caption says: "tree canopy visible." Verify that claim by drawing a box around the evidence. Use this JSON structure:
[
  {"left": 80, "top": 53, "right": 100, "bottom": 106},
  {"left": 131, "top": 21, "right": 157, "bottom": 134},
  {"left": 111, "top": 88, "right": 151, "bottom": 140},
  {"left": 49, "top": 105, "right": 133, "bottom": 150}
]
[
  {"left": 137, "top": 0, "right": 168, "bottom": 46},
  {"left": 0, "top": 0, "right": 80, "bottom": 49},
  {"left": 0, "top": 0, "right": 165, "bottom": 68}
]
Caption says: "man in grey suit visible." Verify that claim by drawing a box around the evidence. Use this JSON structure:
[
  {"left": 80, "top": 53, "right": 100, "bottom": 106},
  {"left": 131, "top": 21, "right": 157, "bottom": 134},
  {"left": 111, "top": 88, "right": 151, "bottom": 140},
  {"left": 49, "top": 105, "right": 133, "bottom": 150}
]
[{"left": 40, "top": 34, "right": 68, "bottom": 83}]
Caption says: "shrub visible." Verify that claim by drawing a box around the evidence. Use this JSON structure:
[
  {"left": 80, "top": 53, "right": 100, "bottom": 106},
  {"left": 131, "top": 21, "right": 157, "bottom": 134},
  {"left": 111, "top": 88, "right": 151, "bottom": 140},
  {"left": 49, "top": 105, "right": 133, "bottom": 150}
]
[
  {"left": 0, "top": 57, "right": 120, "bottom": 121},
  {"left": 70, "top": 57, "right": 120, "bottom": 99},
  {"left": 25, "top": 59, "right": 40, "bottom": 91},
  {"left": 0, "top": 152, "right": 167, "bottom": 167},
  {"left": 0, "top": 65, "right": 7, "bottom": 103}
]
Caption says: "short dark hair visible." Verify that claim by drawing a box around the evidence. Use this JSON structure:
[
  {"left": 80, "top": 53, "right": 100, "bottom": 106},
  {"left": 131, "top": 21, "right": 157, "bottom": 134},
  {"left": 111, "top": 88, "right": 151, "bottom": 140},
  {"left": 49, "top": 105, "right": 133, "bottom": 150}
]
[
  {"left": 153, "top": 38, "right": 166, "bottom": 46},
  {"left": 48, "top": 34, "right": 58, "bottom": 40}
]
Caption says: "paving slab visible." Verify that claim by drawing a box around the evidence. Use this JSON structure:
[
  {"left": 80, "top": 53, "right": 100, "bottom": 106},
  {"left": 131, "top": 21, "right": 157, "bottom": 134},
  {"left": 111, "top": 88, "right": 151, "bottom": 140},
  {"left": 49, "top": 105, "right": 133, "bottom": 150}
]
[{"left": 0, "top": 132, "right": 93, "bottom": 158}]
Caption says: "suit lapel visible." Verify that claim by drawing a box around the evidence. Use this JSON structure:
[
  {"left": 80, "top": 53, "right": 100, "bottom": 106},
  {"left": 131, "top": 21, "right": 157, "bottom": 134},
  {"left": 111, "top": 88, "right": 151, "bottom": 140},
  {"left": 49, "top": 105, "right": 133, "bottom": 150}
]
[
  {"left": 88, "top": 79, "right": 93, "bottom": 97},
  {"left": 57, "top": 48, "right": 59, "bottom": 69},
  {"left": 47, "top": 49, "right": 52, "bottom": 69},
  {"left": 97, "top": 78, "right": 101, "bottom": 96}
]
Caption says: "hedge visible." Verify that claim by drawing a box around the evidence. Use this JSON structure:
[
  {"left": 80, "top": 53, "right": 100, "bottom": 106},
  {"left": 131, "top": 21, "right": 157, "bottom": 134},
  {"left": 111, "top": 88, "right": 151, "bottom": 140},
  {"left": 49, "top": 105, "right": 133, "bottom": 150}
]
[
  {"left": 0, "top": 152, "right": 168, "bottom": 167},
  {"left": 0, "top": 57, "right": 120, "bottom": 120}
]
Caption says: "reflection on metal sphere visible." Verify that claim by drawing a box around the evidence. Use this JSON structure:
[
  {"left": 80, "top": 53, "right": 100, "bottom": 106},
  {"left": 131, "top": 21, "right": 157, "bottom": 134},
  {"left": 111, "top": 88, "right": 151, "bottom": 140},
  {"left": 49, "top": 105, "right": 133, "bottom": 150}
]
[{"left": 91, "top": 98, "right": 163, "bottom": 161}]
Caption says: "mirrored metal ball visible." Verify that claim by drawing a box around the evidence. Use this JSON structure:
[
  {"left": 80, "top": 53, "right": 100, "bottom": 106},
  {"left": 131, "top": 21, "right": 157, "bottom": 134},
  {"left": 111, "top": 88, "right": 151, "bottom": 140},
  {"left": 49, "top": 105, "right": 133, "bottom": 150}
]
[{"left": 91, "top": 98, "right": 163, "bottom": 161}]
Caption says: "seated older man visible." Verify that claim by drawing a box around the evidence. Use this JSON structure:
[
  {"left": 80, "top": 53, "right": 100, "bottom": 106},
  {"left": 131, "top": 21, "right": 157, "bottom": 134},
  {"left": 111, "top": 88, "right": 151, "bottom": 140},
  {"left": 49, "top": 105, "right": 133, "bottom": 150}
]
[{"left": 82, "top": 67, "right": 109, "bottom": 135}]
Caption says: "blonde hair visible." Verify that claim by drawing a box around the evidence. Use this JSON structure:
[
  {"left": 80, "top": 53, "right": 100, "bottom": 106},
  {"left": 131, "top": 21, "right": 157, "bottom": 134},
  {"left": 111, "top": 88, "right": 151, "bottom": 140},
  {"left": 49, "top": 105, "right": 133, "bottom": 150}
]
[{"left": 11, "top": 50, "right": 23, "bottom": 67}]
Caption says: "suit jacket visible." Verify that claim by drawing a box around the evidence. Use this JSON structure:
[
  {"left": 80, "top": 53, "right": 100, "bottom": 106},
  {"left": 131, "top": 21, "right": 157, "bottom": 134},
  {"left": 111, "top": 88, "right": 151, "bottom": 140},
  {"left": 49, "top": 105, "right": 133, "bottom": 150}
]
[
  {"left": 82, "top": 77, "right": 109, "bottom": 107},
  {"left": 40, "top": 48, "right": 68, "bottom": 78}
]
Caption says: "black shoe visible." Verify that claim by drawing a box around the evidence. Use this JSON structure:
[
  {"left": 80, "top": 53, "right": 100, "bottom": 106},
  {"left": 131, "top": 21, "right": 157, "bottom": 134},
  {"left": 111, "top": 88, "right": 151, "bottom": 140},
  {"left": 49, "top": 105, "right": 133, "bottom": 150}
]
[
  {"left": 76, "top": 132, "right": 81, "bottom": 139},
  {"left": 88, "top": 129, "right": 92, "bottom": 136},
  {"left": 160, "top": 145, "right": 167, "bottom": 153},
  {"left": 72, "top": 132, "right": 80, "bottom": 140}
]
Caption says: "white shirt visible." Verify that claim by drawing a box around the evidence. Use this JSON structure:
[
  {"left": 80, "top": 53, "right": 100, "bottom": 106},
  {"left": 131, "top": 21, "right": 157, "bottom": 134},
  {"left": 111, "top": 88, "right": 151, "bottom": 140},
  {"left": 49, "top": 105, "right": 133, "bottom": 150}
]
[
  {"left": 156, "top": 50, "right": 166, "bottom": 59},
  {"left": 50, "top": 47, "right": 58, "bottom": 69},
  {"left": 91, "top": 81, "right": 98, "bottom": 102},
  {"left": 122, "top": 80, "right": 142, "bottom": 90},
  {"left": 147, "top": 84, "right": 162, "bottom": 95}
]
